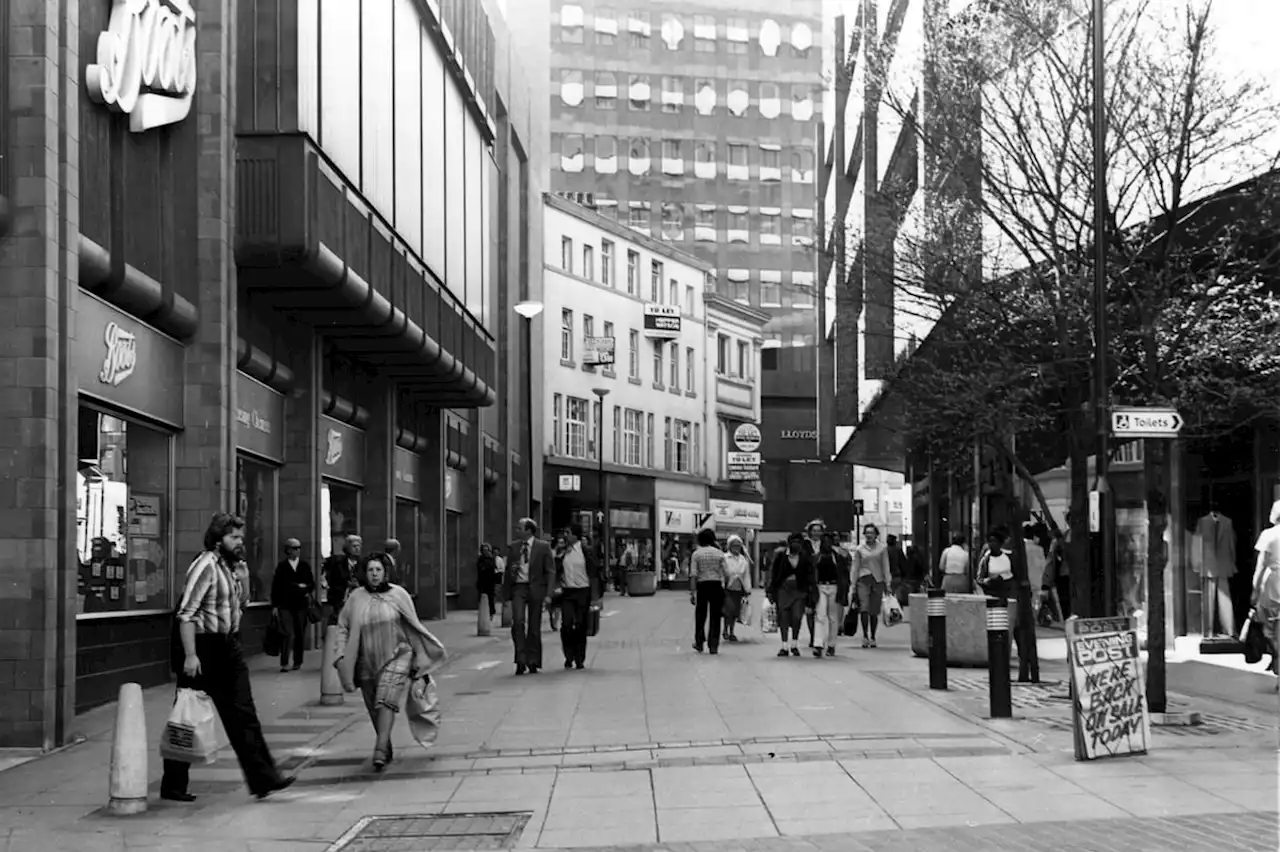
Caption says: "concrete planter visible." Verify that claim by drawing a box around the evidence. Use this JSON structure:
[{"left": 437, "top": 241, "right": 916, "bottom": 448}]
[
  {"left": 626, "top": 571, "right": 658, "bottom": 597},
  {"left": 909, "top": 593, "right": 1019, "bottom": 667}
]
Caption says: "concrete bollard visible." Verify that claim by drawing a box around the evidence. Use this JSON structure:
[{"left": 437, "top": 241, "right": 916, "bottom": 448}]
[
  {"left": 478, "top": 594, "right": 492, "bottom": 636},
  {"left": 986, "top": 596, "right": 1012, "bottom": 718},
  {"left": 927, "top": 588, "right": 947, "bottom": 691},
  {"left": 320, "top": 624, "right": 345, "bottom": 706},
  {"left": 107, "top": 682, "right": 148, "bottom": 815}
]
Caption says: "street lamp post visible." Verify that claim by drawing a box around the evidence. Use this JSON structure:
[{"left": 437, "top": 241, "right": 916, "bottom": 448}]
[
  {"left": 514, "top": 301, "right": 544, "bottom": 524},
  {"left": 1091, "top": 0, "right": 1113, "bottom": 618},
  {"left": 591, "top": 388, "right": 610, "bottom": 574}
]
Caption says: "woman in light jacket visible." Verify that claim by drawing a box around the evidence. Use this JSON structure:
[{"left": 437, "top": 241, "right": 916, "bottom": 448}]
[
  {"left": 336, "top": 552, "right": 448, "bottom": 770},
  {"left": 853, "top": 524, "right": 891, "bottom": 648},
  {"left": 722, "top": 535, "right": 753, "bottom": 643}
]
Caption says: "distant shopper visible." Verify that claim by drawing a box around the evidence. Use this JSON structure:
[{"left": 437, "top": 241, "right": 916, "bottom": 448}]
[
  {"left": 323, "top": 534, "right": 363, "bottom": 624},
  {"left": 721, "top": 535, "right": 753, "bottom": 643},
  {"left": 504, "top": 518, "right": 553, "bottom": 675},
  {"left": 689, "top": 528, "right": 728, "bottom": 654},
  {"left": 270, "top": 538, "right": 315, "bottom": 672},
  {"left": 558, "top": 524, "right": 603, "bottom": 669},
  {"left": 977, "top": 527, "right": 1015, "bottom": 601},
  {"left": 853, "top": 524, "right": 891, "bottom": 648},
  {"left": 937, "top": 533, "right": 970, "bottom": 594},
  {"left": 476, "top": 543, "right": 499, "bottom": 619},
  {"left": 769, "top": 533, "right": 817, "bottom": 657},
  {"left": 162, "top": 513, "right": 294, "bottom": 802},
  {"left": 1250, "top": 499, "right": 1280, "bottom": 687},
  {"left": 802, "top": 520, "right": 826, "bottom": 646},
  {"left": 812, "top": 533, "right": 851, "bottom": 657}
]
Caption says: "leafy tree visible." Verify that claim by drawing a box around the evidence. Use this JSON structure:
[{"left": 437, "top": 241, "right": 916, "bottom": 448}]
[{"left": 836, "top": 0, "right": 1280, "bottom": 708}]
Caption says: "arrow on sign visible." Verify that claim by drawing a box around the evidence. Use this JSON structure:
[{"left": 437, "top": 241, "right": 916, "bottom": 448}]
[{"left": 1111, "top": 408, "right": 1183, "bottom": 437}]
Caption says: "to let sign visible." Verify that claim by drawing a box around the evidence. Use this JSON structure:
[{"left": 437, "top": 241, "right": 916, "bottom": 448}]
[
  {"left": 1111, "top": 407, "right": 1182, "bottom": 439},
  {"left": 643, "top": 304, "right": 681, "bottom": 338},
  {"left": 1065, "top": 616, "right": 1150, "bottom": 762},
  {"left": 726, "top": 451, "right": 760, "bottom": 481}
]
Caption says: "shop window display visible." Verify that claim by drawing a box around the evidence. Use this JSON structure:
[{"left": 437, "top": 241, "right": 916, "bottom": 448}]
[
  {"left": 236, "top": 455, "right": 278, "bottom": 602},
  {"left": 395, "top": 499, "right": 419, "bottom": 594},
  {"left": 76, "top": 408, "right": 171, "bottom": 615},
  {"left": 321, "top": 481, "right": 361, "bottom": 559}
]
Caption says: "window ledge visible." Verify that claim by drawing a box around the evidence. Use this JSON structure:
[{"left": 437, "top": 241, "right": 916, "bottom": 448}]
[
  {"left": 581, "top": 363, "right": 599, "bottom": 373},
  {"left": 628, "top": 376, "right": 642, "bottom": 386},
  {"left": 652, "top": 382, "right": 665, "bottom": 391},
  {"left": 603, "top": 370, "right": 617, "bottom": 379},
  {"left": 561, "top": 359, "right": 576, "bottom": 368},
  {"left": 668, "top": 386, "right": 682, "bottom": 396},
  {"left": 685, "top": 390, "right": 697, "bottom": 399}
]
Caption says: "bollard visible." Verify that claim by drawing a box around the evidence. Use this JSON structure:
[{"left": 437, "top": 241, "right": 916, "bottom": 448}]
[
  {"left": 927, "top": 588, "right": 947, "bottom": 690},
  {"left": 320, "top": 624, "right": 345, "bottom": 706},
  {"left": 986, "top": 596, "right": 1012, "bottom": 718},
  {"left": 107, "top": 682, "right": 148, "bottom": 815},
  {"left": 478, "top": 594, "right": 492, "bottom": 636}
]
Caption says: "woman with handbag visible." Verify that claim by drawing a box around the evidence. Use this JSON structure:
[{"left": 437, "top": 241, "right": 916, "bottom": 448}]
[
  {"left": 721, "top": 535, "right": 753, "bottom": 643},
  {"left": 335, "top": 552, "right": 448, "bottom": 770},
  {"left": 271, "top": 538, "right": 316, "bottom": 672},
  {"left": 768, "top": 533, "right": 817, "bottom": 657}
]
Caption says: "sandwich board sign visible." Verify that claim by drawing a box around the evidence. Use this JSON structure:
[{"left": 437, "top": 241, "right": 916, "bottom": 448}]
[{"left": 1064, "top": 615, "right": 1150, "bottom": 761}]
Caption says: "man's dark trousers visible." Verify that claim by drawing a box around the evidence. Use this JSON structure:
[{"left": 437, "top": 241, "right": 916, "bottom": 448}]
[
  {"left": 510, "top": 582, "right": 544, "bottom": 668},
  {"left": 559, "top": 587, "right": 592, "bottom": 665},
  {"left": 161, "top": 633, "right": 283, "bottom": 796},
  {"left": 694, "top": 581, "right": 726, "bottom": 652},
  {"left": 278, "top": 606, "right": 308, "bottom": 668}
]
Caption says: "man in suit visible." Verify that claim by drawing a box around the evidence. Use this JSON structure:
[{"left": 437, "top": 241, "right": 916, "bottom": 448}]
[
  {"left": 504, "top": 518, "right": 553, "bottom": 675},
  {"left": 322, "top": 534, "right": 362, "bottom": 625},
  {"left": 558, "top": 523, "right": 604, "bottom": 670},
  {"left": 270, "top": 538, "right": 315, "bottom": 672}
]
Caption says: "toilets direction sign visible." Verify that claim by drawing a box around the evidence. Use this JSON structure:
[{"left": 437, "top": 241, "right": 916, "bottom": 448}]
[{"left": 1110, "top": 407, "right": 1182, "bottom": 440}]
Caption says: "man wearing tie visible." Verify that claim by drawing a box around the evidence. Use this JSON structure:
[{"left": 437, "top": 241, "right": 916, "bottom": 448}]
[{"left": 504, "top": 518, "right": 553, "bottom": 675}]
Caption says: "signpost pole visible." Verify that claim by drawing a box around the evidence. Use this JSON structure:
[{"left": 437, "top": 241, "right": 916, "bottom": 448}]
[
  {"left": 927, "top": 588, "right": 947, "bottom": 690},
  {"left": 986, "top": 596, "right": 1012, "bottom": 718},
  {"left": 592, "top": 388, "right": 611, "bottom": 580}
]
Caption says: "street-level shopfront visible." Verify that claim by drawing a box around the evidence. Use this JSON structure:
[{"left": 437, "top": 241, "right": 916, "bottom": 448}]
[
  {"left": 445, "top": 467, "right": 466, "bottom": 607},
  {"left": 394, "top": 445, "right": 422, "bottom": 596},
  {"left": 75, "top": 296, "right": 186, "bottom": 712},
  {"left": 235, "top": 372, "right": 286, "bottom": 606},
  {"left": 319, "top": 415, "right": 366, "bottom": 560},
  {"left": 545, "top": 464, "right": 659, "bottom": 568}
]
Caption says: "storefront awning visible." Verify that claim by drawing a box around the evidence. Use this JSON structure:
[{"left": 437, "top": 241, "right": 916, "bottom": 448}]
[{"left": 235, "top": 136, "right": 494, "bottom": 409}]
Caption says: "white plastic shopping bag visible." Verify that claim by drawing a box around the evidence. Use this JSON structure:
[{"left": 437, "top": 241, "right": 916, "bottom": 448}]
[
  {"left": 760, "top": 599, "right": 778, "bottom": 633},
  {"left": 738, "top": 596, "right": 754, "bottom": 626},
  {"left": 159, "top": 688, "right": 219, "bottom": 764},
  {"left": 881, "top": 595, "right": 904, "bottom": 627},
  {"left": 406, "top": 676, "right": 442, "bottom": 748}
]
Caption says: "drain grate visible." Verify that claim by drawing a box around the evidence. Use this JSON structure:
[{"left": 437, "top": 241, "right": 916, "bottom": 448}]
[
  {"left": 945, "top": 676, "right": 1072, "bottom": 709},
  {"left": 327, "top": 813, "right": 532, "bottom": 851}
]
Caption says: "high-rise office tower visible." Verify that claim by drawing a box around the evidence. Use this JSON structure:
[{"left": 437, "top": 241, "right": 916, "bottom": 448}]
[{"left": 530, "top": 2, "right": 828, "bottom": 469}]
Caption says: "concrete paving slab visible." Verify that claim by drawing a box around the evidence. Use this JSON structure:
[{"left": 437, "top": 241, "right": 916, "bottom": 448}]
[
  {"left": 656, "top": 805, "right": 777, "bottom": 842},
  {"left": 536, "top": 825, "right": 657, "bottom": 848}
]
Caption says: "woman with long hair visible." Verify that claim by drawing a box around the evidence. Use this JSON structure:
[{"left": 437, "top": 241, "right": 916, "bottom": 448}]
[
  {"left": 722, "top": 535, "right": 753, "bottom": 643},
  {"left": 853, "top": 524, "right": 890, "bottom": 648},
  {"left": 336, "top": 552, "right": 447, "bottom": 770},
  {"left": 768, "top": 532, "right": 816, "bottom": 657}
]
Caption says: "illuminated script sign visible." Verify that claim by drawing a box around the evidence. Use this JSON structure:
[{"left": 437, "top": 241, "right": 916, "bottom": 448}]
[{"left": 1065, "top": 616, "right": 1150, "bottom": 761}]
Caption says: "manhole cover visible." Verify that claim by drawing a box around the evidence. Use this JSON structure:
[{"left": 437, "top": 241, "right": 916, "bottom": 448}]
[{"left": 327, "top": 813, "right": 532, "bottom": 851}]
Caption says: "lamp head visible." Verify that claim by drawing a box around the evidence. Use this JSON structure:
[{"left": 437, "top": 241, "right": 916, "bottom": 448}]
[
  {"left": 514, "top": 301, "right": 544, "bottom": 319},
  {"left": 591, "top": 387, "right": 610, "bottom": 399}
]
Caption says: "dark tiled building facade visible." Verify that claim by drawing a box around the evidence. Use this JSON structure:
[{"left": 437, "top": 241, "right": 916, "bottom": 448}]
[{"left": 0, "top": 0, "right": 545, "bottom": 748}]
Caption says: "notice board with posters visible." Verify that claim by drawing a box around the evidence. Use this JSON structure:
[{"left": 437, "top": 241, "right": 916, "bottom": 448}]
[{"left": 1065, "top": 615, "right": 1151, "bottom": 761}]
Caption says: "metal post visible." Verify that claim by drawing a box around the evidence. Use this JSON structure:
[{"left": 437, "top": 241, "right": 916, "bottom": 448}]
[
  {"left": 986, "top": 596, "right": 1012, "bottom": 718},
  {"left": 927, "top": 588, "right": 947, "bottom": 690},
  {"left": 1092, "top": 0, "right": 1113, "bottom": 618},
  {"left": 591, "top": 388, "right": 611, "bottom": 580}
]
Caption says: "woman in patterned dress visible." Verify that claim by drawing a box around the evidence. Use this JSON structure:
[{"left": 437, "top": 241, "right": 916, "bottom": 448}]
[{"left": 336, "top": 552, "right": 447, "bottom": 770}]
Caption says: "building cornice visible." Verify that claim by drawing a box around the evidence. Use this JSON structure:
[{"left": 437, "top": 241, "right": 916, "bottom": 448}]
[{"left": 703, "top": 292, "right": 772, "bottom": 327}]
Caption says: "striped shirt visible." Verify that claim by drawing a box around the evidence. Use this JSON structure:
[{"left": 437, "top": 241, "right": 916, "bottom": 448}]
[{"left": 176, "top": 550, "right": 241, "bottom": 635}]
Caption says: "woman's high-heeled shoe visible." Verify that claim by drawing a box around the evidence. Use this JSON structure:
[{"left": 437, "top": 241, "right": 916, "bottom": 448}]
[{"left": 372, "top": 749, "right": 388, "bottom": 772}]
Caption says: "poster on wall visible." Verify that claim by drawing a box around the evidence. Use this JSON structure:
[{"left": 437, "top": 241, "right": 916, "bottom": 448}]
[
  {"left": 127, "top": 493, "right": 162, "bottom": 537},
  {"left": 1065, "top": 616, "right": 1151, "bottom": 762}
]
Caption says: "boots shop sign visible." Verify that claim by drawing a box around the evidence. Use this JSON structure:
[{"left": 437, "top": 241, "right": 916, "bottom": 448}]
[
  {"left": 76, "top": 293, "right": 185, "bottom": 427},
  {"left": 85, "top": 0, "right": 198, "bottom": 133}
]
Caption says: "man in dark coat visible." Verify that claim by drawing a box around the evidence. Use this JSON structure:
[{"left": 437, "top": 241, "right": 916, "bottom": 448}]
[
  {"left": 270, "top": 538, "right": 315, "bottom": 671},
  {"left": 503, "top": 518, "right": 554, "bottom": 675},
  {"left": 321, "top": 534, "right": 362, "bottom": 624}
]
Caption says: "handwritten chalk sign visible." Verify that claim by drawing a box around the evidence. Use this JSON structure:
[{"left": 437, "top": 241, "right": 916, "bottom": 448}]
[{"left": 1065, "top": 616, "right": 1150, "bottom": 761}]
